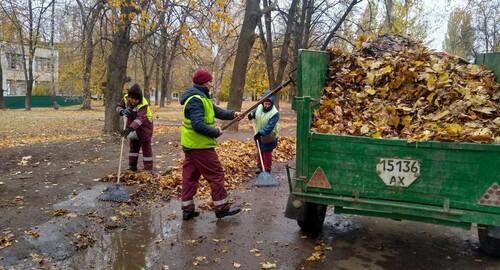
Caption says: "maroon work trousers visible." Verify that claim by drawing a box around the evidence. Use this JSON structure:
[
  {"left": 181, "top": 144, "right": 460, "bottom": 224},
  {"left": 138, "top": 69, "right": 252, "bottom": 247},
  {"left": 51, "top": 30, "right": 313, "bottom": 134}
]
[
  {"left": 181, "top": 148, "right": 229, "bottom": 212},
  {"left": 256, "top": 151, "right": 273, "bottom": 172},
  {"left": 128, "top": 140, "right": 153, "bottom": 171}
]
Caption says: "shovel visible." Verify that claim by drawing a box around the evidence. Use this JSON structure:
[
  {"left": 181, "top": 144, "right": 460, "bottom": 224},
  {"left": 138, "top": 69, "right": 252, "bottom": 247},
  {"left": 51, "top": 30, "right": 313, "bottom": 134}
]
[
  {"left": 254, "top": 137, "right": 279, "bottom": 187},
  {"left": 98, "top": 117, "right": 131, "bottom": 203}
]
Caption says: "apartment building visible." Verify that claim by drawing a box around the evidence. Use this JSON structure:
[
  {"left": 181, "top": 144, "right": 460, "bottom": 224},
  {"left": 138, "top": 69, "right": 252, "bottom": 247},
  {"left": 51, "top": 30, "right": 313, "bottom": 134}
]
[{"left": 0, "top": 41, "right": 58, "bottom": 96}]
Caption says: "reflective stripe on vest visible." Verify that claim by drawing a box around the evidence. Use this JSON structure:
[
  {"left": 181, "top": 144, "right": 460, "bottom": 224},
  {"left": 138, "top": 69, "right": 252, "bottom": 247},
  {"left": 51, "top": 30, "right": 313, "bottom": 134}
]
[
  {"left": 123, "top": 95, "right": 153, "bottom": 121},
  {"left": 255, "top": 104, "right": 279, "bottom": 136},
  {"left": 181, "top": 95, "right": 217, "bottom": 149}
]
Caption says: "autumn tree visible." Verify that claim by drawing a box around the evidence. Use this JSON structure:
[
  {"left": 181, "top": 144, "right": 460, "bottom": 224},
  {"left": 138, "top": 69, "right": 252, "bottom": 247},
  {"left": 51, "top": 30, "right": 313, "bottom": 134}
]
[
  {"left": 443, "top": 8, "right": 474, "bottom": 60},
  {"left": 102, "top": 0, "right": 160, "bottom": 133}
]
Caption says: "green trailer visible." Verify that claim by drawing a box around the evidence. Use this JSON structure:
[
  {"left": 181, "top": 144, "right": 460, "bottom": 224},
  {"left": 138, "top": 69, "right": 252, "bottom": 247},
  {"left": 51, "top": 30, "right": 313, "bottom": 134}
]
[{"left": 285, "top": 50, "right": 500, "bottom": 256}]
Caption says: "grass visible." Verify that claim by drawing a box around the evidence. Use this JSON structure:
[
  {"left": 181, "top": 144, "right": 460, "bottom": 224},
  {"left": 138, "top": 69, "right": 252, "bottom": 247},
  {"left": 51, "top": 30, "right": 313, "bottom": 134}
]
[{"left": 0, "top": 101, "right": 295, "bottom": 149}]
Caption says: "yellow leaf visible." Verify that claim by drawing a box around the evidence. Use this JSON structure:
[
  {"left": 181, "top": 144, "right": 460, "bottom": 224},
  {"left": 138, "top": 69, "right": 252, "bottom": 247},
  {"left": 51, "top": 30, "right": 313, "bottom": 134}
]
[
  {"left": 413, "top": 60, "right": 424, "bottom": 67},
  {"left": 364, "top": 86, "right": 376, "bottom": 95},
  {"left": 233, "top": 262, "right": 241, "bottom": 268},
  {"left": 426, "top": 92, "right": 435, "bottom": 103},
  {"left": 402, "top": 116, "right": 412, "bottom": 127},
  {"left": 438, "top": 72, "right": 449, "bottom": 83},
  {"left": 371, "top": 132, "right": 382, "bottom": 138},
  {"left": 426, "top": 74, "right": 437, "bottom": 90},
  {"left": 380, "top": 65, "right": 392, "bottom": 74},
  {"left": 261, "top": 261, "right": 277, "bottom": 269},
  {"left": 446, "top": 123, "right": 462, "bottom": 136},
  {"left": 366, "top": 71, "right": 375, "bottom": 85}
]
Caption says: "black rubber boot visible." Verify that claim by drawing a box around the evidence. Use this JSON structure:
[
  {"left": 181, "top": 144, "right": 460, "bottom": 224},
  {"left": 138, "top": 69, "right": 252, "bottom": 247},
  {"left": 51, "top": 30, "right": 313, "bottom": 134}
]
[
  {"left": 215, "top": 207, "right": 241, "bottom": 219},
  {"left": 128, "top": 166, "right": 138, "bottom": 172},
  {"left": 183, "top": 211, "right": 200, "bottom": 221}
]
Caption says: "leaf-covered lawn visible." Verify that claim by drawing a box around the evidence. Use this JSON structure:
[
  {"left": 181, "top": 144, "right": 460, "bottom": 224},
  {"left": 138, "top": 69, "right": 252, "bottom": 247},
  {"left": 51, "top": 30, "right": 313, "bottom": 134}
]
[{"left": 0, "top": 103, "right": 184, "bottom": 149}]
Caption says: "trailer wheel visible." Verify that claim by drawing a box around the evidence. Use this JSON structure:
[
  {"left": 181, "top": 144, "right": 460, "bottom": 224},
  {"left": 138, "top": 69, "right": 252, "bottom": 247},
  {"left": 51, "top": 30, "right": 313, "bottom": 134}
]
[
  {"left": 478, "top": 226, "right": 500, "bottom": 257},
  {"left": 297, "top": 202, "right": 327, "bottom": 236}
]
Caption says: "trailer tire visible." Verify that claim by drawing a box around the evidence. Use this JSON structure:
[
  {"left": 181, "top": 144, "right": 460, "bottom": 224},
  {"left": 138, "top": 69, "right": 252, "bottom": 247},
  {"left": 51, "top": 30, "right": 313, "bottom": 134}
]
[
  {"left": 297, "top": 202, "right": 327, "bottom": 236},
  {"left": 478, "top": 226, "right": 500, "bottom": 257}
]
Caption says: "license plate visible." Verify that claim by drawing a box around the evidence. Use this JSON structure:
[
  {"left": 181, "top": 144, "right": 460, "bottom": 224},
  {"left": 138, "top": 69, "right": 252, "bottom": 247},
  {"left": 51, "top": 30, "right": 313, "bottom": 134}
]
[{"left": 376, "top": 158, "right": 420, "bottom": 187}]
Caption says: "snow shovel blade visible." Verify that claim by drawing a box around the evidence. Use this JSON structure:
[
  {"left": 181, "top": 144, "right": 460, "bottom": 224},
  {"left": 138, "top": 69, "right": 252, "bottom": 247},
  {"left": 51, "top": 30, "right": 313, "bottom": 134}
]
[
  {"left": 254, "top": 171, "right": 279, "bottom": 187},
  {"left": 98, "top": 184, "right": 131, "bottom": 203}
]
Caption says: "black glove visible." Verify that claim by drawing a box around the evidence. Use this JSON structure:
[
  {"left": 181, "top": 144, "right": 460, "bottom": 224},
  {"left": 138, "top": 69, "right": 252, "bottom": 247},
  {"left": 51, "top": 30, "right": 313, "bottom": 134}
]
[
  {"left": 120, "top": 108, "right": 130, "bottom": 117},
  {"left": 121, "top": 127, "right": 134, "bottom": 137},
  {"left": 253, "top": 132, "right": 262, "bottom": 141},
  {"left": 247, "top": 113, "right": 254, "bottom": 120}
]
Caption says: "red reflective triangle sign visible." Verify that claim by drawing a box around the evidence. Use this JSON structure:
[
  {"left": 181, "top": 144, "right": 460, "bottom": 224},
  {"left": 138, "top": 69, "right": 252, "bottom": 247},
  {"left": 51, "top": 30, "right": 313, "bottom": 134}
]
[
  {"left": 478, "top": 182, "right": 500, "bottom": 207},
  {"left": 306, "top": 167, "right": 331, "bottom": 189}
]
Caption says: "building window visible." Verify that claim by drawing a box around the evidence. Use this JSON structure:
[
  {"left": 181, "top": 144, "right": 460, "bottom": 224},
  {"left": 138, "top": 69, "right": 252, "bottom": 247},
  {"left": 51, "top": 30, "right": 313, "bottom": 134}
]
[
  {"left": 7, "top": 53, "right": 23, "bottom": 70},
  {"left": 6, "top": 80, "right": 27, "bottom": 96},
  {"left": 36, "top": 57, "right": 52, "bottom": 72}
]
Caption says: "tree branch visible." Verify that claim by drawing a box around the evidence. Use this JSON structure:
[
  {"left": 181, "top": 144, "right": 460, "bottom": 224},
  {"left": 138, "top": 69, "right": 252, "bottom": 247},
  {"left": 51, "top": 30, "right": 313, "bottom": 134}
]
[{"left": 320, "top": 0, "right": 361, "bottom": 50}]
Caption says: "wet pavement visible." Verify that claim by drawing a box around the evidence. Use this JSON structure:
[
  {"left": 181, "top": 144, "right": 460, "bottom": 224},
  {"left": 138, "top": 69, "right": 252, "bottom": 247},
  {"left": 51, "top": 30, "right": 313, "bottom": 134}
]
[{"left": 2, "top": 163, "right": 500, "bottom": 269}]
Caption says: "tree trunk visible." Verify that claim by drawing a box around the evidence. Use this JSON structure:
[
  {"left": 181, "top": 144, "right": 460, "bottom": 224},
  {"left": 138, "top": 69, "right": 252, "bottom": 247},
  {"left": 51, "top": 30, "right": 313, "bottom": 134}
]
[
  {"left": 260, "top": 0, "right": 275, "bottom": 88},
  {"left": 155, "top": 61, "right": 160, "bottom": 106},
  {"left": 103, "top": 20, "right": 132, "bottom": 133},
  {"left": 144, "top": 74, "right": 151, "bottom": 102},
  {"left": 275, "top": 0, "right": 299, "bottom": 85},
  {"left": 164, "top": 49, "right": 176, "bottom": 103},
  {"left": 384, "top": 0, "right": 393, "bottom": 34},
  {"left": 50, "top": 0, "right": 59, "bottom": 110},
  {"left": 81, "top": 33, "right": 94, "bottom": 109},
  {"left": 26, "top": 52, "right": 35, "bottom": 111},
  {"left": 303, "top": 0, "right": 314, "bottom": 48},
  {"left": 0, "top": 57, "right": 4, "bottom": 109},
  {"left": 275, "top": 0, "right": 300, "bottom": 105},
  {"left": 227, "top": 0, "right": 261, "bottom": 130}
]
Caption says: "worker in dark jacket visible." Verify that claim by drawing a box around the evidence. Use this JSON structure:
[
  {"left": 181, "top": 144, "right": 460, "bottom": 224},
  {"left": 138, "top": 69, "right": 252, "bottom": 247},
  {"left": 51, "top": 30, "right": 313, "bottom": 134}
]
[
  {"left": 248, "top": 91, "right": 279, "bottom": 173},
  {"left": 180, "top": 68, "right": 242, "bottom": 220},
  {"left": 116, "top": 84, "right": 154, "bottom": 172}
]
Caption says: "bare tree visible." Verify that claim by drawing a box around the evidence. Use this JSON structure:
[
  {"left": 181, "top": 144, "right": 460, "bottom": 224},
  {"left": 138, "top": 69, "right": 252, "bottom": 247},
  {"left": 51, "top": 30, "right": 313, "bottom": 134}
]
[
  {"left": 76, "top": 0, "right": 104, "bottom": 110},
  {"left": 321, "top": 0, "right": 362, "bottom": 50},
  {"left": 0, "top": 0, "right": 54, "bottom": 110}
]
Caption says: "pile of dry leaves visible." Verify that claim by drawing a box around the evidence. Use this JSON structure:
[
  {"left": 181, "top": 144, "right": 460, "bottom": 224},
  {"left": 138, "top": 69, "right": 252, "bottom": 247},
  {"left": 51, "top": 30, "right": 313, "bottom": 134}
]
[
  {"left": 312, "top": 34, "right": 499, "bottom": 143},
  {"left": 100, "top": 137, "right": 296, "bottom": 201}
]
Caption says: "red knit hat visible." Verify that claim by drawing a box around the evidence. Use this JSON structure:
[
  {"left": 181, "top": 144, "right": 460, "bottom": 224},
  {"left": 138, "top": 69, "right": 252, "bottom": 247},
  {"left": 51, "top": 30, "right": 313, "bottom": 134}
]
[{"left": 192, "top": 69, "right": 213, "bottom": 85}]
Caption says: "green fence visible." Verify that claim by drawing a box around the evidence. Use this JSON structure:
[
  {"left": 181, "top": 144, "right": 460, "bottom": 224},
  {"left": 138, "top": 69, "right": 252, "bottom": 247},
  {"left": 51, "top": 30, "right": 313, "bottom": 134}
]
[
  {"left": 3, "top": 96, "right": 83, "bottom": 109},
  {"left": 475, "top": 52, "right": 500, "bottom": 82}
]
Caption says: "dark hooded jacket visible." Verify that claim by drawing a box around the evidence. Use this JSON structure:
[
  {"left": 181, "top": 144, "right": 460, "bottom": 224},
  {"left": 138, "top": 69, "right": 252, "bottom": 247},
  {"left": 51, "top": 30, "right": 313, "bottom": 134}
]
[
  {"left": 180, "top": 85, "right": 235, "bottom": 144},
  {"left": 249, "top": 90, "right": 279, "bottom": 152}
]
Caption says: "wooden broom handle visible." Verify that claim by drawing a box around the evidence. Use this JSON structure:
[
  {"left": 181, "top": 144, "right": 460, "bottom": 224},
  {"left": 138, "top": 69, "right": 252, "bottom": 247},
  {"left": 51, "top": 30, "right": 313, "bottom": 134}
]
[{"left": 221, "top": 79, "right": 292, "bottom": 130}]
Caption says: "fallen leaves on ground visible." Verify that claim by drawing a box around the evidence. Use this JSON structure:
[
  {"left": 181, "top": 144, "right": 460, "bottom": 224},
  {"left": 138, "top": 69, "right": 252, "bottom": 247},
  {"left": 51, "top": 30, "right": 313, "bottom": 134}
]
[
  {"left": 100, "top": 137, "right": 296, "bottom": 202},
  {"left": 51, "top": 208, "right": 70, "bottom": 217},
  {"left": 312, "top": 34, "right": 499, "bottom": 143},
  {"left": 25, "top": 230, "right": 40, "bottom": 239},
  {"left": 17, "top": 156, "right": 32, "bottom": 166},
  {"left": 260, "top": 261, "right": 277, "bottom": 269},
  {"left": 305, "top": 241, "right": 333, "bottom": 262},
  {"left": 192, "top": 256, "right": 207, "bottom": 266},
  {"left": 70, "top": 231, "right": 96, "bottom": 250},
  {"left": 0, "top": 233, "right": 15, "bottom": 249},
  {"left": 154, "top": 126, "right": 180, "bottom": 135}
]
